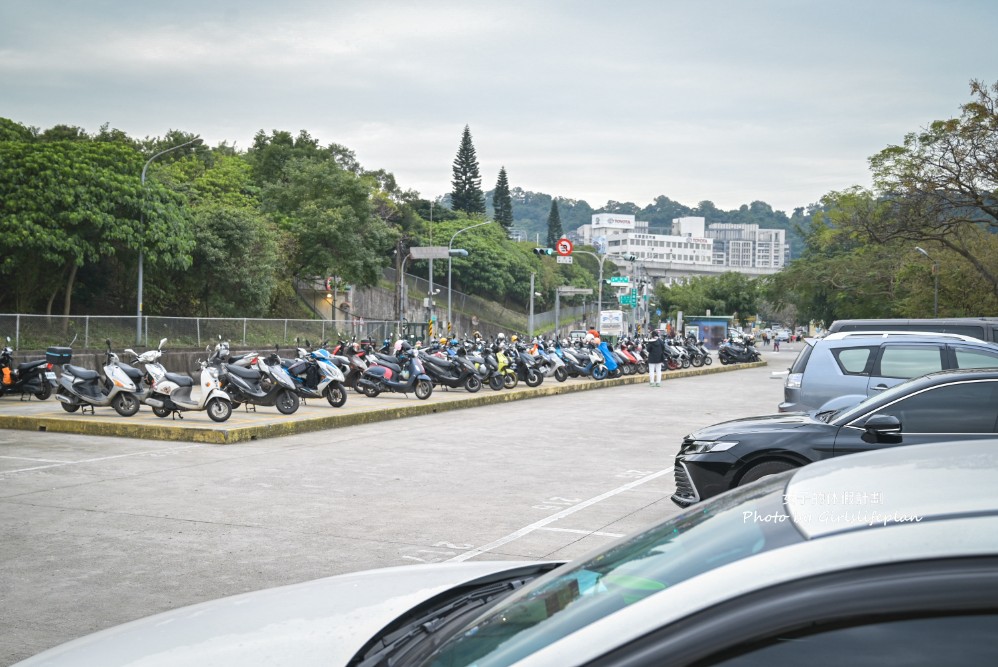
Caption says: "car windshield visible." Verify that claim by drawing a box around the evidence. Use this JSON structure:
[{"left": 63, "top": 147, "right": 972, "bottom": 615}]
[{"left": 420, "top": 475, "right": 801, "bottom": 667}]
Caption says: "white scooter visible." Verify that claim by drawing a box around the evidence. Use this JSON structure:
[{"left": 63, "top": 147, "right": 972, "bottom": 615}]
[
  {"left": 55, "top": 339, "right": 142, "bottom": 416},
  {"left": 131, "top": 338, "right": 233, "bottom": 422}
]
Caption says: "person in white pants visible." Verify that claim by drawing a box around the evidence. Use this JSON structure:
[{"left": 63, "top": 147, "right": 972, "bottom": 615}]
[{"left": 646, "top": 330, "right": 665, "bottom": 387}]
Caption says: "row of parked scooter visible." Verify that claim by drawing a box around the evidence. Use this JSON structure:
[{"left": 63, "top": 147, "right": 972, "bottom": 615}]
[{"left": 1, "top": 331, "right": 739, "bottom": 421}]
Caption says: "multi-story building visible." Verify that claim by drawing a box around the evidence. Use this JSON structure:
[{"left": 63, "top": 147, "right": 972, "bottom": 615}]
[{"left": 570, "top": 215, "right": 787, "bottom": 287}]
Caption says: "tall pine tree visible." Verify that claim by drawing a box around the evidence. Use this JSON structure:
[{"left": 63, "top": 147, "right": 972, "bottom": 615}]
[
  {"left": 546, "top": 199, "right": 564, "bottom": 247},
  {"left": 450, "top": 125, "right": 485, "bottom": 215},
  {"left": 492, "top": 166, "right": 513, "bottom": 232}
]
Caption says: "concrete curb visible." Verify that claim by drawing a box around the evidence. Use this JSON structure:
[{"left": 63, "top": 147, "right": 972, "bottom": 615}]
[{"left": 0, "top": 361, "right": 766, "bottom": 444}]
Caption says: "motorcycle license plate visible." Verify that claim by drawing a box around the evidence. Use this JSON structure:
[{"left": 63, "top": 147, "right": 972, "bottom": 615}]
[{"left": 44, "top": 372, "right": 56, "bottom": 380}]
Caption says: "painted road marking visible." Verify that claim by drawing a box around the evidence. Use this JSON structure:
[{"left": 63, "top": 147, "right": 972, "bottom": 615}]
[
  {"left": 537, "top": 527, "right": 625, "bottom": 538},
  {"left": 0, "top": 455, "right": 72, "bottom": 464},
  {"left": 0, "top": 445, "right": 203, "bottom": 474},
  {"left": 446, "top": 468, "right": 671, "bottom": 562}
]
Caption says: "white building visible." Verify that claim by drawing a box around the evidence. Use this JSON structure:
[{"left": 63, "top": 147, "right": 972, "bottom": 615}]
[{"left": 569, "top": 215, "right": 787, "bottom": 288}]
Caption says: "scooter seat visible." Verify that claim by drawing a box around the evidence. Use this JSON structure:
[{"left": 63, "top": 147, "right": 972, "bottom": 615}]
[
  {"left": 165, "top": 372, "right": 194, "bottom": 387},
  {"left": 118, "top": 362, "right": 144, "bottom": 383},
  {"left": 65, "top": 364, "right": 99, "bottom": 381},
  {"left": 225, "top": 364, "right": 261, "bottom": 380},
  {"left": 17, "top": 359, "right": 47, "bottom": 372}
]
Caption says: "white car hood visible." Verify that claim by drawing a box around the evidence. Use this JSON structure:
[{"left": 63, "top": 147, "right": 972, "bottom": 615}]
[{"left": 15, "top": 561, "right": 541, "bottom": 667}]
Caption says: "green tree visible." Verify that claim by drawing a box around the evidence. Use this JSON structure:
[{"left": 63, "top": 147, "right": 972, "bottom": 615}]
[
  {"left": 655, "top": 272, "right": 759, "bottom": 324},
  {"left": 262, "top": 157, "right": 397, "bottom": 287},
  {"left": 0, "top": 140, "right": 193, "bottom": 314},
  {"left": 450, "top": 125, "right": 485, "bottom": 215},
  {"left": 546, "top": 200, "right": 564, "bottom": 247},
  {"left": 865, "top": 79, "right": 998, "bottom": 298},
  {"left": 493, "top": 166, "right": 513, "bottom": 232}
]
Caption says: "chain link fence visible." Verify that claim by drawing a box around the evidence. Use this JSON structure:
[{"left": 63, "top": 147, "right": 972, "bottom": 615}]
[{"left": 0, "top": 314, "right": 409, "bottom": 352}]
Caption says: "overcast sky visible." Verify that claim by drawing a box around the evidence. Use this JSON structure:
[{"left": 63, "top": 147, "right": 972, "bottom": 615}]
[{"left": 2, "top": 0, "right": 996, "bottom": 213}]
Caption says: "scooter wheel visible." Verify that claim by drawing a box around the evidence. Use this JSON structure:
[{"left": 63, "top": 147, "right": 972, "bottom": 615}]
[
  {"left": 554, "top": 367, "right": 568, "bottom": 383},
  {"left": 34, "top": 383, "right": 52, "bottom": 400},
  {"left": 415, "top": 380, "right": 433, "bottom": 400},
  {"left": 152, "top": 406, "right": 171, "bottom": 418},
  {"left": 275, "top": 390, "right": 300, "bottom": 415},
  {"left": 464, "top": 376, "right": 482, "bottom": 393},
  {"left": 704, "top": 356, "right": 713, "bottom": 365},
  {"left": 112, "top": 392, "right": 141, "bottom": 417},
  {"left": 362, "top": 384, "right": 380, "bottom": 398},
  {"left": 325, "top": 383, "right": 347, "bottom": 408},
  {"left": 525, "top": 370, "right": 543, "bottom": 387},
  {"left": 591, "top": 365, "right": 609, "bottom": 381},
  {"left": 503, "top": 373, "right": 518, "bottom": 389},
  {"left": 637, "top": 363, "right": 648, "bottom": 374},
  {"left": 58, "top": 388, "right": 81, "bottom": 412},
  {"left": 682, "top": 359, "right": 690, "bottom": 369},
  {"left": 488, "top": 375, "right": 504, "bottom": 391},
  {"left": 206, "top": 397, "right": 232, "bottom": 422}
]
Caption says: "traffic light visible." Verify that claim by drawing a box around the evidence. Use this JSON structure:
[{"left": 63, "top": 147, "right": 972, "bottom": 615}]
[{"left": 533, "top": 247, "right": 554, "bottom": 256}]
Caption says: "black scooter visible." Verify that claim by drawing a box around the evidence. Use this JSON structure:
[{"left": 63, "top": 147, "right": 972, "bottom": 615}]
[
  {"left": 211, "top": 341, "right": 301, "bottom": 414},
  {"left": 357, "top": 343, "right": 433, "bottom": 400},
  {"left": 418, "top": 346, "right": 482, "bottom": 392},
  {"left": 1, "top": 337, "right": 56, "bottom": 400},
  {"left": 718, "top": 337, "right": 761, "bottom": 364}
]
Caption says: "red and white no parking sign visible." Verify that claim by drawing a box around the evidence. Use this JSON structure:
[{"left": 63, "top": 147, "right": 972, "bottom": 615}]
[{"left": 555, "top": 238, "right": 574, "bottom": 256}]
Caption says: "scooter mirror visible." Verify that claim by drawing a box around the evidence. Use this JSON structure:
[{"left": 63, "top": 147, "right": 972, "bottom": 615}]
[
  {"left": 159, "top": 337, "right": 168, "bottom": 349},
  {"left": 105, "top": 338, "right": 111, "bottom": 348}
]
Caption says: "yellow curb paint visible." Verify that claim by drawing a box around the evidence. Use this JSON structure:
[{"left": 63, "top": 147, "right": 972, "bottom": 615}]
[{"left": 0, "top": 362, "right": 765, "bottom": 445}]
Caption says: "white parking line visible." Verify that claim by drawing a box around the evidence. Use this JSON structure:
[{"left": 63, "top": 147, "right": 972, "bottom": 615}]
[
  {"left": 537, "top": 527, "right": 625, "bottom": 538},
  {"left": 0, "top": 455, "right": 72, "bottom": 464},
  {"left": 0, "top": 445, "right": 203, "bottom": 474},
  {"left": 447, "top": 468, "right": 672, "bottom": 562}
]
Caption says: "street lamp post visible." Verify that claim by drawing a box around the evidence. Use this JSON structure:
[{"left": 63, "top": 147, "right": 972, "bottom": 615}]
[
  {"left": 915, "top": 246, "right": 940, "bottom": 317},
  {"left": 137, "top": 137, "right": 202, "bottom": 344},
  {"left": 447, "top": 220, "right": 492, "bottom": 329},
  {"left": 572, "top": 250, "right": 635, "bottom": 318}
]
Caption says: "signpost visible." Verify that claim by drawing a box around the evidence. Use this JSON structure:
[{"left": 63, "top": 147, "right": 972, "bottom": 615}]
[
  {"left": 555, "top": 238, "right": 574, "bottom": 256},
  {"left": 600, "top": 309, "right": 624, "bottom": 336}
]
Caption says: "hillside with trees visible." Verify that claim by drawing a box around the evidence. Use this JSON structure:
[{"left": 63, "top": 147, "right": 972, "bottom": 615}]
[{"left": 3, "top": 79, "right": 996, "bottom": 329}]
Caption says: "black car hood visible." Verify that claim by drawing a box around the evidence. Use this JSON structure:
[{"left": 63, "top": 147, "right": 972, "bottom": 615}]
[{"left": 688, "top": 413, "right": 818, "bottom": 440}]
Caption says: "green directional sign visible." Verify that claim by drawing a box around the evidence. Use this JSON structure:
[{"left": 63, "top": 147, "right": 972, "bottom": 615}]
[
  {"left": 609, "top": 276, "right": 630, "bottom": 286},
  {"left": 619, "top": 295, "right": 635, "bottom": 306}
]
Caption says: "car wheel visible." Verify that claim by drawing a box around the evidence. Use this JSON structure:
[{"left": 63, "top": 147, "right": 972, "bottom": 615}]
[{"left": 738, "top": 461, "right": 797, "bottom": 486}]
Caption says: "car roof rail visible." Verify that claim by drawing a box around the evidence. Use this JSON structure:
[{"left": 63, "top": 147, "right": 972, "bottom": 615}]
[{"left": 823, "top": 331, "right": 986, "bottom": 343}]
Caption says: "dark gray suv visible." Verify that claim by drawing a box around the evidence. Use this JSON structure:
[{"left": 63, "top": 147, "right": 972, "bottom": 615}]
[{"left": 779, "top": 331, "right": 998, "bottom": 413}]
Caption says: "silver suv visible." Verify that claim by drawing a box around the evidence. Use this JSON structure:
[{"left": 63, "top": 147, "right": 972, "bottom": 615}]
[{"left": 779, "top": 331, "right": 998, "bottom": 413}]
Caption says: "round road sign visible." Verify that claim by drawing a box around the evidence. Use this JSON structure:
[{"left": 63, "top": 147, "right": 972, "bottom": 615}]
[{"left": 555, "top": 238, "right": 574, "bottom": 256}]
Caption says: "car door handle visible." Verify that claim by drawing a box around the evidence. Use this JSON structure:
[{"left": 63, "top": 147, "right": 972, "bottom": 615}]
[{"left": 872, "top": 384, "right": 889, "bottom": 391}]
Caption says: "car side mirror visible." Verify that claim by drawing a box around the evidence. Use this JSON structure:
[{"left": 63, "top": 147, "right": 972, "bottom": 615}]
[{"left": 863, "top": 414, "right": 902, "bottom": 435}]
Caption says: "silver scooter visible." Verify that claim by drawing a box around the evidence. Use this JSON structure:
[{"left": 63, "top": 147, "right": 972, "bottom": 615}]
[
  {"left": 130, "top": 338, "right": 233, "bottom": 422},
  {"left": 55, "top": 339, "right": 142, "bottom": 416}
]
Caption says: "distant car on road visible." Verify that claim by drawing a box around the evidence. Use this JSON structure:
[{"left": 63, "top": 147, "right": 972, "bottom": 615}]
[
  {"left": 674, "top": 367, "right": 998, "bottom": 508},
  {"left": 15, "top": 441, "right": 998, "bottom": 666}
]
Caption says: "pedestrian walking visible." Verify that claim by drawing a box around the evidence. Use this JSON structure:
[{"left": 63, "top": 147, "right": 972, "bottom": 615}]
[
  {"left": 646, "top": 330, "right": 665, "bottom": 386},
  {"left": 774, "top": 337, "right": 780, "bottom": 352}
]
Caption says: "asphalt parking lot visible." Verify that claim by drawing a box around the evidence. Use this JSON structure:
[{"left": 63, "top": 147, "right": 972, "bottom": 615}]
[{"left": 1, "top": 357, "right": 790, "bottom": 665}]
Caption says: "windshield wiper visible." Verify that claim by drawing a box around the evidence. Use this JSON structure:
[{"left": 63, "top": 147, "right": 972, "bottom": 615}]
[
  {"left": 814, "top": 409, "right": 838, "bottom": 423},
  {"left": 349, "top": 573, "right": 545, "bottom": 667}
]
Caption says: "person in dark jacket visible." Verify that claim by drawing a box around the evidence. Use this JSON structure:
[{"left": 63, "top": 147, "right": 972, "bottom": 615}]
[{"left": 646, "top": 330, "right": 665, "bottom": 387}]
